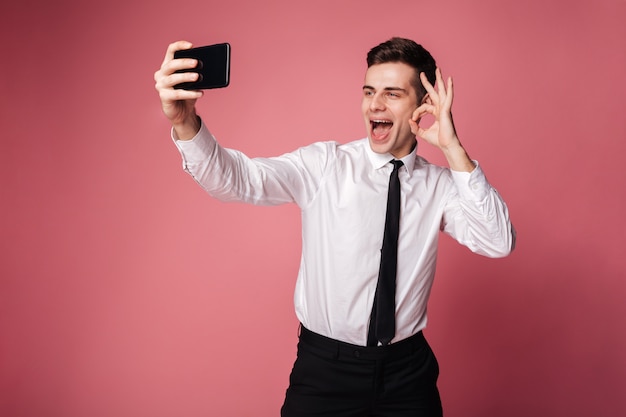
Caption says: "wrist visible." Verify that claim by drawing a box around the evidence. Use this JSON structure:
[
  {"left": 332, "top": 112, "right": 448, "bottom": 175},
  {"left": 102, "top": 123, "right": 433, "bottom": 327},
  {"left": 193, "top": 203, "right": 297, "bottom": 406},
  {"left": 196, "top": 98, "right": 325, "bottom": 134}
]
[
  {"left": 441, "top": 141, "right": 475, "bottom": 172},
  {"left": 173, "top": 114, "right": 201, "bottom": 141}
]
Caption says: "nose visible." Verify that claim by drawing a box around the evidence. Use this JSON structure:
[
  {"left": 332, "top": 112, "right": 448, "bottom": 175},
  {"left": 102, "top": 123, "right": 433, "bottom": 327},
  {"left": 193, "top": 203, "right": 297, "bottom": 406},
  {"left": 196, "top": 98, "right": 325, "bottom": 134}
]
[{"left": 369, "top": 93, "right": 385, "bottom": 112}]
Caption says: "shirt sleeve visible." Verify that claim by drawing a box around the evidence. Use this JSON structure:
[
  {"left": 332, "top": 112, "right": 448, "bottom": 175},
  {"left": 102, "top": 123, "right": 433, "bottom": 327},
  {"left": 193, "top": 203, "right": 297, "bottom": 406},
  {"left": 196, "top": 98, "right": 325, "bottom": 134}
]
[
  {"left": 441, "top": 162, "right": 516, "bottom": 257},
  {"left": 172, "top": 120, "right": 331, "bottom": 207}
]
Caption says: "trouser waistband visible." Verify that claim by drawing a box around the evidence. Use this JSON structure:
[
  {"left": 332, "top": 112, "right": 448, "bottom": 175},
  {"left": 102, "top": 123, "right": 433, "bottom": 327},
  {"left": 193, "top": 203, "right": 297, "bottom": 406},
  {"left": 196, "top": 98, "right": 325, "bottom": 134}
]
[{"left": 298, "top": 325, "right": 427, "bottom": 361}]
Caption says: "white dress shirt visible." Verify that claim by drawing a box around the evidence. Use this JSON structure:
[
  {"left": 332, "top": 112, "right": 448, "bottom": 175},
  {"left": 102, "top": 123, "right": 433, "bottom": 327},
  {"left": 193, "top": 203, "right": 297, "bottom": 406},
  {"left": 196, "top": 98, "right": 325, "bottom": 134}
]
[{"left": 173, "top": 121, "right": 515, "bottom": 346}]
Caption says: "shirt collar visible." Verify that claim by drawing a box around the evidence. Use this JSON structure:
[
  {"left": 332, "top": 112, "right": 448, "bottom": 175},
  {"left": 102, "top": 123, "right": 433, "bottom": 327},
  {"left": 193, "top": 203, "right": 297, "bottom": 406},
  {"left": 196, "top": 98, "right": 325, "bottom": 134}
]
[{"left": 364, "top": 139, "right": 418, "bottom": 177}]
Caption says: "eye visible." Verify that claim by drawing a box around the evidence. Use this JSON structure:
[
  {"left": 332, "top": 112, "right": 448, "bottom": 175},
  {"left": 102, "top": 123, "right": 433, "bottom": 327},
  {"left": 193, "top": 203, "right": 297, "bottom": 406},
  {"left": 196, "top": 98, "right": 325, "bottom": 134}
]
[{"left": 363, "top": 90, "right": 374, "bottom": 97}]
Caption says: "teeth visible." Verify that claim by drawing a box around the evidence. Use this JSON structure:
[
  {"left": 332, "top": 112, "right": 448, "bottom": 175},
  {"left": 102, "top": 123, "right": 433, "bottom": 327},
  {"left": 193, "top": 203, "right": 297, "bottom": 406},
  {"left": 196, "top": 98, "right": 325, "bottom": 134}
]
[{"left": 372, "top": 120, "right": 392, "bottom": 124}]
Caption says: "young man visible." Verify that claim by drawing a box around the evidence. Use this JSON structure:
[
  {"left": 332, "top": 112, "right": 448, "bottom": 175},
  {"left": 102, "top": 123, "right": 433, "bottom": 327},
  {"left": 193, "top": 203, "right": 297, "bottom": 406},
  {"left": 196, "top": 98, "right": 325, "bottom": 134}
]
[{"left": 154, "top": 37, "right": 515, "bottom": 416}]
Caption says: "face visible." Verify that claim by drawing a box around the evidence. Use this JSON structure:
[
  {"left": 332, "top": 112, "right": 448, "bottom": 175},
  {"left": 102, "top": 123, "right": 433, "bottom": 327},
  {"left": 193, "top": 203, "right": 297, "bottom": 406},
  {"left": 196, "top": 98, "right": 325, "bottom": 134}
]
[{"left": 362, "top": 62, "right": 421, "bottom": 158}]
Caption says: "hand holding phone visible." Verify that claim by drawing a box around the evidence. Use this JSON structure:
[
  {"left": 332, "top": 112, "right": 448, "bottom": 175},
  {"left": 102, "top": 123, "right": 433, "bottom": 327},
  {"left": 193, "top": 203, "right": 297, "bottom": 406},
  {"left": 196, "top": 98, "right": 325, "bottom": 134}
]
[{"left": 173, "top": 43, "right": 231, "bottom": 90}]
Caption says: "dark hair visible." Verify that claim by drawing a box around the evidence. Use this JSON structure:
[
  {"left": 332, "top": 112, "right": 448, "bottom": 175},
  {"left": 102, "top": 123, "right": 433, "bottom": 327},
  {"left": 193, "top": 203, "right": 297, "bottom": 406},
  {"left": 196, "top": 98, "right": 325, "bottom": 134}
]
[{"left": 367, "top": 37, "right": 437, "bottom": 100}]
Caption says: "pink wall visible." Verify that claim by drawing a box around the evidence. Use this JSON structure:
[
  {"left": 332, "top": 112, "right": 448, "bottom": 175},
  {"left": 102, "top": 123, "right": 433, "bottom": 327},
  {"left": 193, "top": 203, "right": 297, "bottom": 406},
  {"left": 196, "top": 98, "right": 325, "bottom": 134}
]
[{"left": 1, "top": 0, "right": 624, "bottom": 416}]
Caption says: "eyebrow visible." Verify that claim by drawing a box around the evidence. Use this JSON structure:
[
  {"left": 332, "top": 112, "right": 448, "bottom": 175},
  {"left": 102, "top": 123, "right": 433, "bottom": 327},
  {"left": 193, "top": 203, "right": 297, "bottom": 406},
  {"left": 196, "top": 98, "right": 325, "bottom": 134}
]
[{"left": 362, "top": 85, "right": 409, "bottom": 94}]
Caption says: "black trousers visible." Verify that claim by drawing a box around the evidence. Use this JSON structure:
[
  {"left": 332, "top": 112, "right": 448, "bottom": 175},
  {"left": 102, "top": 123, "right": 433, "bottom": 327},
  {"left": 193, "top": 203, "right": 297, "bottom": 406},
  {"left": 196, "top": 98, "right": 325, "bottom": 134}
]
[{"left": 281, "top": 326, "right": 443, "bottom": 417}]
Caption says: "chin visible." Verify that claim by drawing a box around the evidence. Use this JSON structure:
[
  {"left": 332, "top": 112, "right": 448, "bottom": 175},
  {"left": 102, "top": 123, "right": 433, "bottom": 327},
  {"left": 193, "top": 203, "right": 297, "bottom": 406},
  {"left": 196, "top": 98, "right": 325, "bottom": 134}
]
[{"left": 368, "top": 139, "right": 391, "bottom": 155}]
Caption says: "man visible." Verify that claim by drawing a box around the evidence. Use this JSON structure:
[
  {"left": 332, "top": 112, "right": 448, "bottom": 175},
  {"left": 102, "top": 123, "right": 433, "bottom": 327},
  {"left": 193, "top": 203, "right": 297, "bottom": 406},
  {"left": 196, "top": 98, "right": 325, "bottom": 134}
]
[{"left": 154, "top": 37, "right": 515, "bottom": 416}]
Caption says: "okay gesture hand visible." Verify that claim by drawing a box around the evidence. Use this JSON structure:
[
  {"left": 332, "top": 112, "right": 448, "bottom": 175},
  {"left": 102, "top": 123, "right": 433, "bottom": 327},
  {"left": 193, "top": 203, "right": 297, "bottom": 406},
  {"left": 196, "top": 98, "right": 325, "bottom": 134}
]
[
  {"left": 409, "top": 67, "right": 460, "bottom": 150},
  {"left": 409, "top": 68, "right": 475, "bottom": 172}
]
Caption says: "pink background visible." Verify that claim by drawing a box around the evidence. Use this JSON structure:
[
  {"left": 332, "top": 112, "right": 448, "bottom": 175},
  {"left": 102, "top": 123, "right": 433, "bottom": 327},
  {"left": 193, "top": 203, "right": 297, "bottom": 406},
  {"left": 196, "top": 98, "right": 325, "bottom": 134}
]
[{"left": 1, "top": 0, "right": 625, "bottom": 416}]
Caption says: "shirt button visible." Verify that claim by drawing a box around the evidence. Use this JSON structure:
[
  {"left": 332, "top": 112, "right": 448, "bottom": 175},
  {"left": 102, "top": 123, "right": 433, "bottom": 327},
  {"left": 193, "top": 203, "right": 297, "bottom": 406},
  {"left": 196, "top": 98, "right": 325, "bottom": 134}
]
[{"left": 353, "top": 350, "right": 361, "bottom": 358}]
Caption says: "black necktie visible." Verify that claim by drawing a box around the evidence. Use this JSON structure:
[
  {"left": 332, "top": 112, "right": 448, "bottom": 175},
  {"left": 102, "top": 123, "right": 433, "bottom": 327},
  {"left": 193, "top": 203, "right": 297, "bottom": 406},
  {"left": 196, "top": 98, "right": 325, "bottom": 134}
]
[{"left": 368, "top": 159, "right": 403, "bottom": 346}]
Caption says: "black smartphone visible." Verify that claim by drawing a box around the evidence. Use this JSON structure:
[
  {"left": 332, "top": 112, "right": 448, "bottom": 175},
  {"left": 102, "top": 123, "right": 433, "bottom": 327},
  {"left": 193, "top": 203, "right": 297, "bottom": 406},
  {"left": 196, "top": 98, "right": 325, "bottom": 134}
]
[{"left": 173, "top": 43, "right": 230, "bottom": 90}]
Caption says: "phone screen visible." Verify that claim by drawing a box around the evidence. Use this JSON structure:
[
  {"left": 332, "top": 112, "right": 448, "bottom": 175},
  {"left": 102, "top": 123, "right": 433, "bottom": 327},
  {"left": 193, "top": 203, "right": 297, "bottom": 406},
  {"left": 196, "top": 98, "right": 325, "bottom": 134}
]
[{"left": 173, "top": 43, "right": 230, "bottom": 90}]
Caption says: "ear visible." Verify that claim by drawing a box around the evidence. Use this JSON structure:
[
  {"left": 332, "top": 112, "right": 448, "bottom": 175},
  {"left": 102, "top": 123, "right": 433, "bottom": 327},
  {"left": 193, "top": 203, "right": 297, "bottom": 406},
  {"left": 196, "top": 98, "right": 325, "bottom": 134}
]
[{"left": 420, "top": 93, "right": 432, "bottom": 105}]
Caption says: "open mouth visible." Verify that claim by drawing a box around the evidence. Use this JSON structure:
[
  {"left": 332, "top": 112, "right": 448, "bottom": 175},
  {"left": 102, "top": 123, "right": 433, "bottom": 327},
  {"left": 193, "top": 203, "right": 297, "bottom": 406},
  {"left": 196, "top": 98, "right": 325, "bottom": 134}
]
[{"left": 371, "top": 119, "right": 393, "bottom": 139}]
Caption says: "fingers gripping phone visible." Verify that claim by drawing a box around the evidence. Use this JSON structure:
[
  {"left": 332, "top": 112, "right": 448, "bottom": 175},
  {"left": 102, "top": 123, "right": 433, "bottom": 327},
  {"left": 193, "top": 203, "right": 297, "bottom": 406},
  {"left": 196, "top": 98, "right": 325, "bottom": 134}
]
[{"left": 174, "top": 43, "right": 230, "bottom": 90}]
